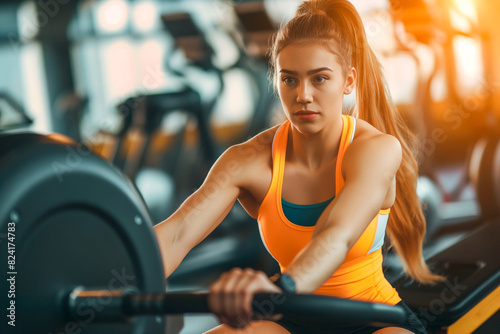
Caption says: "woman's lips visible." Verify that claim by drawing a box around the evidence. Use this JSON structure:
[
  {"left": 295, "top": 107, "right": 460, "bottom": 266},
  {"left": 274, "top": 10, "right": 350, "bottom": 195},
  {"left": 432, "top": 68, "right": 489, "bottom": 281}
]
[{"left": 295, "top": 110, "right": 319, "bottom": 120}]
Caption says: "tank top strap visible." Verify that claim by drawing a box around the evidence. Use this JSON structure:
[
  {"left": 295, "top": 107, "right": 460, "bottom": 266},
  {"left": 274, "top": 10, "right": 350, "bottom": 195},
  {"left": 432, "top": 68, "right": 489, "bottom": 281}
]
[
  {"left": 335, "top": 115, "right": 356, "bottom": 195},
  {"left": 270, "top": 121, "right": 291, "bottom": 195},
  {"left": 271, "top": 121, "right": 290, "bottom": 162}
]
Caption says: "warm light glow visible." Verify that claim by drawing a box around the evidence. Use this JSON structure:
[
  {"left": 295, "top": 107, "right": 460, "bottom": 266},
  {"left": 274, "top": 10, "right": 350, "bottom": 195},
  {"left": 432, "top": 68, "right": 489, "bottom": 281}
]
[
  {"left": 264, "top": 0, "right": 301, "bottom": 24},
  {"left": 101, "top": 39, "right": 136, "bottom": 103},
  {"left": 450, "top": 9, "right": 472, "bottom": 32},
  {"left": 138, "top": 39, "right": 167, "bottom": 91},
  {"left": 132, "top": 1, "right": 158, "bottom": 33},
  {"left": 453, "top": 0, "right": 477, "bottom": 23},
  {"left": 211, "top": 69, "right": 255, "bottom": 125},
  {"left": 453, "top": 36, "right": 483, "bottom": 97},
  {"left": 351, "top": 0, "right": 389, "bottom": 13},
  {"left": 95, "top": 0, "right": 129, "bottom": 34},
  {"left": 18, "top": 2, "right": 38, "bottom": 41},
  {"left": 382, "top": 54, "right": 418, "bottom": 105}
]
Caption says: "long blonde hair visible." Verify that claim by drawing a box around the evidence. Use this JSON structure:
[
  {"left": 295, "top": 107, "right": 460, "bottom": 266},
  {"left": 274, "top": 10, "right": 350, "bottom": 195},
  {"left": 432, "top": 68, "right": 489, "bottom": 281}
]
[{"left": 269, "top": 0, "right": 443, "bottom": 283}]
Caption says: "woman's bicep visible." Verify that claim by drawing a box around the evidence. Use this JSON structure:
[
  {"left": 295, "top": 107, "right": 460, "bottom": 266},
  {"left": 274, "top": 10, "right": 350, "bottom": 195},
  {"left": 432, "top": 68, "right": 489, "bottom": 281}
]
[
  {"left": 314, "top": 135, "right": 402, "bottom": 246},
  {"left": 167, "top": 146, "right": 245, "bottom": 251}
]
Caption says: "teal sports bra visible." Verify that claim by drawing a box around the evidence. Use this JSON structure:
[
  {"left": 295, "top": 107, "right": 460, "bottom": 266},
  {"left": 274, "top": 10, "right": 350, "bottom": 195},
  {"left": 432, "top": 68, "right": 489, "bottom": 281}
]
[{"left": 281, "top": 197, "right": 334, "bottom": 227}]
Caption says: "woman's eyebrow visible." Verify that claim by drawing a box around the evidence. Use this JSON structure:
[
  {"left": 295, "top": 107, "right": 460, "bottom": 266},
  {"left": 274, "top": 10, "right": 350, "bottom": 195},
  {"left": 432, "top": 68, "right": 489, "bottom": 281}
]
[{"left": 279, "top": 67, "right": 334, "bottom": 75}]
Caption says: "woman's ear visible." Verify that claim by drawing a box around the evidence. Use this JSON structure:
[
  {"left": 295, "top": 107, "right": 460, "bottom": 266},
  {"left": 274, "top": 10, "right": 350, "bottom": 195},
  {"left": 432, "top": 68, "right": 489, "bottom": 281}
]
[{"left": 343, "top": 67, "right": 357, "bottom": 95}]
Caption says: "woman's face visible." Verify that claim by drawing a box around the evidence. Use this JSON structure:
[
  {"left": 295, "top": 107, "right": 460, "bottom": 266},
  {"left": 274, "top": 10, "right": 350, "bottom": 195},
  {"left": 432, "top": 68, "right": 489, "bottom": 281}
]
[{"left": 276, "top": 41, "right": 356, "bottom": 134}]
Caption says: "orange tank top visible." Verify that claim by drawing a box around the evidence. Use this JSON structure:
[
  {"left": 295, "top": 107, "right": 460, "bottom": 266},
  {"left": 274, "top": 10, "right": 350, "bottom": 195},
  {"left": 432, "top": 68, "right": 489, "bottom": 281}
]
[{"left": 257, "top": 115, "right": 401, "bottom": 305}]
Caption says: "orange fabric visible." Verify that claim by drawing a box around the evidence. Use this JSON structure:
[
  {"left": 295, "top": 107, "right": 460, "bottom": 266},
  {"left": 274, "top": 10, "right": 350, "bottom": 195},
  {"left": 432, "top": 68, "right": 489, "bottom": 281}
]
[{"left": 257, "top": 115, "right": 400, "bottom": 305}]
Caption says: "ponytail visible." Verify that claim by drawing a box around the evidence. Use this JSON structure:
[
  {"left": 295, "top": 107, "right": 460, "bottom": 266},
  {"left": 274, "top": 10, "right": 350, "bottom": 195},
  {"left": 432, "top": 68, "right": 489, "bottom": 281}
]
[
  {"left": 355, "top": 30, "right": 444, "bottom": 284},
  {"left": 270, "top": 0, "right": 444, "bottom": 283}
]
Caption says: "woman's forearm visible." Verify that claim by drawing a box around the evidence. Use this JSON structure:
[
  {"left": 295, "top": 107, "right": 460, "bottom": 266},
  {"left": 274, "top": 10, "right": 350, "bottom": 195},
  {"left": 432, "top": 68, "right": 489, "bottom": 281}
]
[
  {"left": 153, "top": 220, "right": 189, "bottom": 278},
  {"left": 284, "top": 227, "right": 349, "bottom": 293}
]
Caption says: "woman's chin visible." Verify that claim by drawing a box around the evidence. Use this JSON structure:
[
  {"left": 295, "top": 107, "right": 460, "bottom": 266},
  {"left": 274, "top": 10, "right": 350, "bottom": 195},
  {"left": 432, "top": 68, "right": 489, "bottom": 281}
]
[{"left": 290, "top": 121, "right": 322, "bottom": 135}]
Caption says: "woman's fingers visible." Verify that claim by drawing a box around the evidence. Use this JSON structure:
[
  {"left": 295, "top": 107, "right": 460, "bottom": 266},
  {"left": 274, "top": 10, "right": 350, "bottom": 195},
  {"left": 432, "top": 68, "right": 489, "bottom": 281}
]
[
  {"left": 208, "top": 271, "right": 230, "bottom": 324},
  {"left": 222, "top": 268, "right": 243, "bottom": 319},
  {"left": 208, "top": 268, "right": 281, "bottom": 329},
  {"left": 233, "top": 268, "right": 258, "bottom": 320},
  {"left": 208, "top": 268, "right": 246, "bottom": 327}
]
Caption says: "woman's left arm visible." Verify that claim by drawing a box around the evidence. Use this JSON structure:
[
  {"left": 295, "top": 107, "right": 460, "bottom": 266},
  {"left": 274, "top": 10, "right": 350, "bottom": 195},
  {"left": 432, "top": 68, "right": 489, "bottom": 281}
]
[{"left": 285, "top": 134, "right": 402, "bottom": 293}]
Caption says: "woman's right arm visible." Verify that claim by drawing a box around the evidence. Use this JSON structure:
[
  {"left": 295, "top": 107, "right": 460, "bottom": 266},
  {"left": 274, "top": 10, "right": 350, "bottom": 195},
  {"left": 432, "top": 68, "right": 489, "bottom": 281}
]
[{"left": 153, "top": 145, "right": 247, "bottom": 278}]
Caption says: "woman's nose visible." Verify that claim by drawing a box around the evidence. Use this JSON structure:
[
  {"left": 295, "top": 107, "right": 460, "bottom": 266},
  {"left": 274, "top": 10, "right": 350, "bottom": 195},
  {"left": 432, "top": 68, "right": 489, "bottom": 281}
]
[{"left": 296, "top": 82, "right": 313, "bottom": 104}]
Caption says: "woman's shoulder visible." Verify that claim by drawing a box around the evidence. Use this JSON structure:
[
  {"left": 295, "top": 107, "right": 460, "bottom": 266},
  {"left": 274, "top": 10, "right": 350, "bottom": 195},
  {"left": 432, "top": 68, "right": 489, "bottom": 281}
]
[
  {"left": 213, "top": 125, "right": 279, "bottom": 193},
  {"left": 353, "top": 117, "right": 383, "bottom": 140},
  {"left": 344, "top": 117, "right": 402, "bottom": 171},
  {"left": 230, "top": 124, "right": 281, "bottom": 158},
  {"left": 352, "top": 118, "right": 399, "bottom": 146},
  {"left": 220, "top": 124, "right": 281, "bottom": 169}
]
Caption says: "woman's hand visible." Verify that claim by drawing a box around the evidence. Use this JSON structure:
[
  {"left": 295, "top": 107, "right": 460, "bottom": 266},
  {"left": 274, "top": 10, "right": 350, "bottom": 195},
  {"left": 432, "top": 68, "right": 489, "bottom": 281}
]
[{"left": 208, "top": 267, "right": 283, "bottom": 329}]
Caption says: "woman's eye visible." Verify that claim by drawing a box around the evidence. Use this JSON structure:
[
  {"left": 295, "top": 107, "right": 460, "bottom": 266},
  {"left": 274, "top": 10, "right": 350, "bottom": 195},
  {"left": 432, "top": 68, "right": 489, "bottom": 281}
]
[
  {"left": 282, "top": 77, "right": 296, "bottom": 85},
  {"left": 314, "top": 76, "right": 327, "bottom": 83}
]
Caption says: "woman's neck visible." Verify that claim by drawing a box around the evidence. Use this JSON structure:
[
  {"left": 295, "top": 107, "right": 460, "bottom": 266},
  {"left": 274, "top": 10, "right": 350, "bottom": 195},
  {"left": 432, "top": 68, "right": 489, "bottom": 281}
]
[{"left": 287, "top": 118, "right": 343, "bottom": 170}]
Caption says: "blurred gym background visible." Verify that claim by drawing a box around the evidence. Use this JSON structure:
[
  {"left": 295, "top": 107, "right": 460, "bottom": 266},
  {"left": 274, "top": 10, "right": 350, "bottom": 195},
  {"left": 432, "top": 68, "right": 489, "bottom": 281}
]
[{"left": 1, "top": 0, "right": 499, "bottom": 332}]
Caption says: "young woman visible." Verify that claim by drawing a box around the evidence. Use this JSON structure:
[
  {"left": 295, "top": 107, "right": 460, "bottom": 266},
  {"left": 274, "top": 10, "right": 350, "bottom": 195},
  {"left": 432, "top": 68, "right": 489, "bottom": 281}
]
[{"left": 154, "top": 0, "right": 443, "bottom": 333}]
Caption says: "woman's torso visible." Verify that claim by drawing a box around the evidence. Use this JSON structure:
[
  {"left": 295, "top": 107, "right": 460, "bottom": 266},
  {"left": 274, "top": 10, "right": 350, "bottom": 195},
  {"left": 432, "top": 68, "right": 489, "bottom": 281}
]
[
  {"left": 236, "top": 115, "right": 400, "bottom": 305},
  {"left": 237, "top": 117, "right": 396, "bottom": 218}
]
